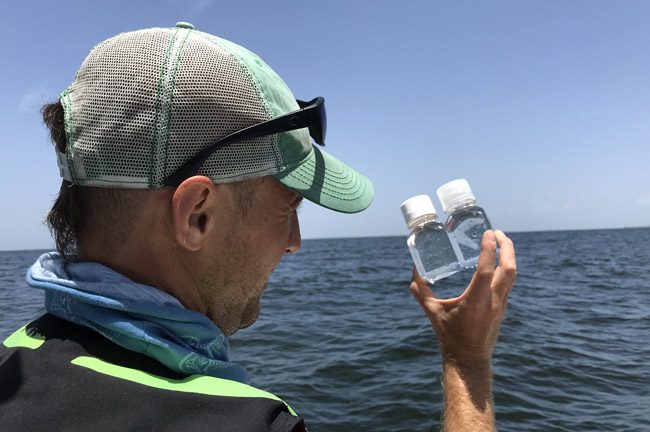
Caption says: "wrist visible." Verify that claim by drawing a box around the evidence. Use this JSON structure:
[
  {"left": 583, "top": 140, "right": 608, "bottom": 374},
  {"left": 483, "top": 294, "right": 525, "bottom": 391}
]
[
  {"left": 442, "top": 354, "right": 493, "bottom": 400},
  {"left": 442, "top": 350, "right": 492, "bottom": 373},
  {"left": 443, "top": 359, "right": 492, "bottom": 386}
]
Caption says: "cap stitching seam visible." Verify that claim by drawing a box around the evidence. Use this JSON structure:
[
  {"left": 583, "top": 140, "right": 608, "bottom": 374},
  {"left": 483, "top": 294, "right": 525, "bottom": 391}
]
[
  {"left": 276, "top": 147, "right": 316, "bottom": 174},
  {"left": 284, "top": 169, "right": 364, "bottom": 199},
  {"left": 149, "top": 28, "right": 179, "bottom": 188},
  {"left": 78, "top": 163, "right": 281, "bottom": 186},
  {"left": 160, "top": 28, "right": 193, "bottom": 186},
  {"left": 60, "top": 89, "right": 78, "bottom": 183}
]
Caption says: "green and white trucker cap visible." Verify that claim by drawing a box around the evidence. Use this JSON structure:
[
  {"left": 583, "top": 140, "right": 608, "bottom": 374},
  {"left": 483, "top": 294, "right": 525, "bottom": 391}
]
[{"left": 56, "top": 22, "right": 373, "bottom": 213}]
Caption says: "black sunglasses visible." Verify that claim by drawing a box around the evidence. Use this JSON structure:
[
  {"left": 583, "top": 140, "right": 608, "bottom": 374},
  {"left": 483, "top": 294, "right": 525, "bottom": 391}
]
[{"left": 162, "top": 97, "right": 327, "bottom": 187}]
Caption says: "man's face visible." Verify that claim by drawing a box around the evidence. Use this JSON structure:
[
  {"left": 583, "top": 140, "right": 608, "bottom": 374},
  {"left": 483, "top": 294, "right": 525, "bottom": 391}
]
[{"left": 199, "top": 178, "right": 303, "bottom": 336}]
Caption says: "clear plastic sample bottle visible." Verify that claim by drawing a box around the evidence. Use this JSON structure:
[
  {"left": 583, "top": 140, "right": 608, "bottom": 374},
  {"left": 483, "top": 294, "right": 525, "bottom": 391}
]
[
  {"left": 436, "top": 179, "right": 491, "bottom": 269},
  {"left": 400, "top": 195, "right": 462, "bottom": 283}
]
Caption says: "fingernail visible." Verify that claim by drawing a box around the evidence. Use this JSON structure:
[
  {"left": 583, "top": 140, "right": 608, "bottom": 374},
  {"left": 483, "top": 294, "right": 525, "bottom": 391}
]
[{"left": 487, "top": 230, "right": 496, "bottom": 241}]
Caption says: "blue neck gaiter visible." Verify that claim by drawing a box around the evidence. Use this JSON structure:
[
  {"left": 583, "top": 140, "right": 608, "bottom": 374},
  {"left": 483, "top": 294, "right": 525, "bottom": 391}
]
[{"left": 26, "top": 252, "right": 250, "bottom": 384}]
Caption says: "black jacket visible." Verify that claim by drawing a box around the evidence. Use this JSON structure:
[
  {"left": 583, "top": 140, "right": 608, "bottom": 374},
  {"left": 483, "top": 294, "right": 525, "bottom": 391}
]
[{"left": 0, "top": 314, "right": 306, "bottom": 431}]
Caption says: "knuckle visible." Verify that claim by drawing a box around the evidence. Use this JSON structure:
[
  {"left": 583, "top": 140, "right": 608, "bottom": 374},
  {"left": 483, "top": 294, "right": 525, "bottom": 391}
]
[
  {"left": 503, "top": 264, "right": 517, "bottom": 278},
  {"left": 477, "top": 268, "right": 494, "bottom": 280}
]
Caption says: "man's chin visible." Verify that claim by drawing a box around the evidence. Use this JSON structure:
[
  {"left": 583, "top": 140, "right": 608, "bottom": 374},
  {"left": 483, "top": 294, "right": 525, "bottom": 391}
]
[
  {"left": 237, "top": 299, "right": 261, "bottom": 332},
  {"left": 209, "top": 308, "right": 259, "bottom": 337},
  {"left": 237, "top": 317, "right": 257, "bottom": 332}
]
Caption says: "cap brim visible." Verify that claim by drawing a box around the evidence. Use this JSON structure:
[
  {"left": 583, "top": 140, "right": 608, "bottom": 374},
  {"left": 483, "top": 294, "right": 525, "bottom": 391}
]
[{"left": 272, "top": 145, "right": 374, "bottom": 213}]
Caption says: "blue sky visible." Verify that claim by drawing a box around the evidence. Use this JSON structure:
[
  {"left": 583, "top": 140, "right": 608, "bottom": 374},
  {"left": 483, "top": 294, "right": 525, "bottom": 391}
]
[{"left": 1, "top": 1, "right": 649, "bottom": 250}]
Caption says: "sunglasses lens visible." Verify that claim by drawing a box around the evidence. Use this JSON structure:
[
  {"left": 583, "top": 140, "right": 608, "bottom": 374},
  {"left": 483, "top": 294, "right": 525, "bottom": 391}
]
[
  {"left": 309, "top": 100, "right": 326, "bottom": 145},
  {"left": 298, "top": 97, "right": 326, "bottom": 145},
  {"left": 319, "top": 102, "right": 327, "bottom": 144}
]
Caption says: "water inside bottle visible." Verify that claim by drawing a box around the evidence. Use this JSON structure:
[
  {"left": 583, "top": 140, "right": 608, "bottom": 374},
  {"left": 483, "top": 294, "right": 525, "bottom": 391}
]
[
  {"left": 447, "top": 206, "right": 491, "bottom": 268},
  {"left": 407, "top": 221, "right": 461, "bottom": 286}
]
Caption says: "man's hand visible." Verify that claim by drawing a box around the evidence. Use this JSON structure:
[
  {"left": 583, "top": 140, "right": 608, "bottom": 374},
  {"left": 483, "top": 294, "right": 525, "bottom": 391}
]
[
  {"left": 410, "top": 229, "right": 516, "bottom": 366},
  {"left": 410, "top": 229, "right": 516, "bottom": 432}
]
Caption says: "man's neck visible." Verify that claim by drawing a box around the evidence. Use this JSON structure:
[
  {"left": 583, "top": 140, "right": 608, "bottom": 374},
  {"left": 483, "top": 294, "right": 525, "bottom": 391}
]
[{"left": 78, "top": 236, "right": 207, "bottom": 316}]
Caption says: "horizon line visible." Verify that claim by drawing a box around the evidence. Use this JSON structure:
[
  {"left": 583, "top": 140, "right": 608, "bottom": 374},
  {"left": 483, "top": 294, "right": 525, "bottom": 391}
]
[{"left": 1, "top": 225, "right": 648, "bottom": 253}]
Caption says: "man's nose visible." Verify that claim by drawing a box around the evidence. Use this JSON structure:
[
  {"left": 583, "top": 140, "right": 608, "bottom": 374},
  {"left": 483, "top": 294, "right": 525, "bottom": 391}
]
[{"left": 285, "top": 211, "right": 301, "bottom": 254}]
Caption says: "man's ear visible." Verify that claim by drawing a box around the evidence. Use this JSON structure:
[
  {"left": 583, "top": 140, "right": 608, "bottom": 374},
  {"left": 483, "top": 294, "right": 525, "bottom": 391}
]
[{"left": 171, "top": 176, "right": 223, "bottom": 251}]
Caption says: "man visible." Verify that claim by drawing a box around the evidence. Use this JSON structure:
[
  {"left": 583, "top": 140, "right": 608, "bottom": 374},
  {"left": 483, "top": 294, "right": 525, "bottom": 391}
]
[{"left": 0, "top": 22, "right": 516, "bottom": 431}]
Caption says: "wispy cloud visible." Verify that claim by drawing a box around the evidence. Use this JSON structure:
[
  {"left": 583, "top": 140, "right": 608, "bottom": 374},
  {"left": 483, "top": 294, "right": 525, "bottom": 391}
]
[
  {"left": 18, "top": 86, "right": 51, "bottom": 115},
  {"left": 636, "top": 195, "right": 650, "bottom": 207},
  {"left": 501, "top": 195, "right": 576, "bottom": 215}
]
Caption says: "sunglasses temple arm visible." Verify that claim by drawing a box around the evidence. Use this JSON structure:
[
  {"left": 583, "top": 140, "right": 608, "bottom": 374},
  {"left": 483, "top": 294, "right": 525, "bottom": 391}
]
[
  {"left": 162, "top": 113, "right": 315, "bottom": 186},
  {"left": 163, "top": 98, "right": 324, "bottom": 186},
  {"left": 162, "top": 131, "right": 248, "bottom": 186}
]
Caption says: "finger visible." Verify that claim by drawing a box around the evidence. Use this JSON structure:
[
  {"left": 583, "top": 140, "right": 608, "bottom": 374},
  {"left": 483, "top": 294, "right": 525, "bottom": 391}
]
[
  {"left": 410, "top": 267, "right": 443, "bottom": 313},
  {"left": 477, "top": 229, "right": 498, "bottom": 271},
  {"left": 410, "top": 266, "right": 426, "bottom": 285},
  {"left": 465, "top": 230, "right": 497, "bottom": 299},
  {"left": 492, "top": 230, "right": 517, "bottom": 298},
  {"left": 410, "top": 267, "right": 435, "bottom": 300}
]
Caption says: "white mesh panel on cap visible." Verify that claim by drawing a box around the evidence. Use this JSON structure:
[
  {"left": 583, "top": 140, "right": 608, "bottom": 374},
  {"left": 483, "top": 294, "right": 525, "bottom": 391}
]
[
  {"left": 62, "top": 26, "right": 285, "bottom": 188},
  {"left": 67, "top": 29, "right": 173, "bottom": 186},
  {"left": 162, "top": 31, "right": 282, "bottom": 184}
]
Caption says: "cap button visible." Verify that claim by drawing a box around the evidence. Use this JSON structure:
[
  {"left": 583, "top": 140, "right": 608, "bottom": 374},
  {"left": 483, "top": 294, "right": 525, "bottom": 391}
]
[{"left": 175, "top": 22, "right": 195, "bottom": 30}]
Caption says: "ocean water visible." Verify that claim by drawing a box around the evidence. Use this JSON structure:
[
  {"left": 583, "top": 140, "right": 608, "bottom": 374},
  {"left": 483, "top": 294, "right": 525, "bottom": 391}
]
[{"left": 1, "top": 228, "right": 649, "bottom": 431}]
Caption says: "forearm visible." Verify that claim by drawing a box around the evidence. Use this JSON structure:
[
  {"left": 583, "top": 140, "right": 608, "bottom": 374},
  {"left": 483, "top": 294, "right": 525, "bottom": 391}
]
[{"left": 442, "top": 361, "right": 494, "bottom": 432}]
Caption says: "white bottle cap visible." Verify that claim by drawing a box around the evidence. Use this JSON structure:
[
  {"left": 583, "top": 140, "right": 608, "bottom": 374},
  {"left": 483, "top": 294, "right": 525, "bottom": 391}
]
[
  {"left": 436, "top": 179, "right": 476, "bottom": 213},
  {"left": 400, "top": 195, "right": 438, "bottom": 229}
]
